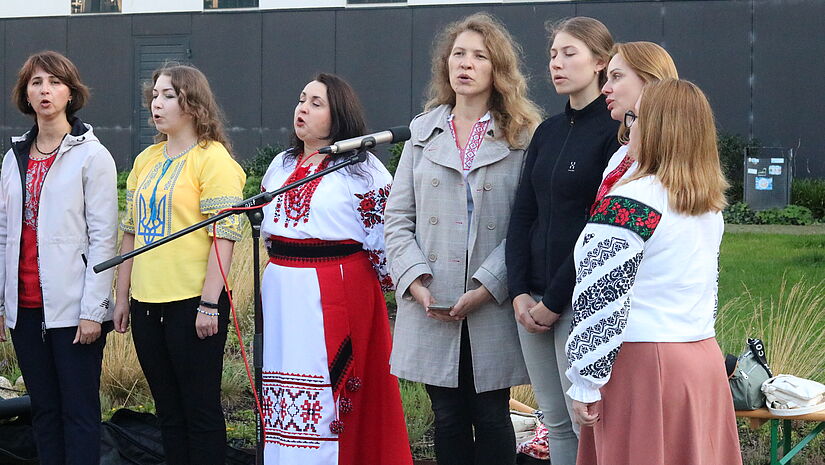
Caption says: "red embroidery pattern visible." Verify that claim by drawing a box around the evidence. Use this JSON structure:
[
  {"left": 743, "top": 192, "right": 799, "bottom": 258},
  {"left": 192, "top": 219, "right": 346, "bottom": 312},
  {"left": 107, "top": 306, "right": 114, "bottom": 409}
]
[
  {"left": 355, "top": 183, "right": 390, "bottom": 229},
  {"left": 448, "top": 115, "right": 491, "bottom": 171},
  {"left": 590, "top": 196, "right": 661, "bottom": 241},
  {"left": 366, "top": 249, "right": 393, "bottom": 292},
  {"left": 591, "top": 153, "right": 634, "bottom": 215},
  {"left": 273, "top": 156, "right": 331, "bottom": 227},
  {"left": 23, "top": 157, "right": 57, "bottom": 229},
  {"left": 262, "top": 371, "right": 337, "bottom": 449}
]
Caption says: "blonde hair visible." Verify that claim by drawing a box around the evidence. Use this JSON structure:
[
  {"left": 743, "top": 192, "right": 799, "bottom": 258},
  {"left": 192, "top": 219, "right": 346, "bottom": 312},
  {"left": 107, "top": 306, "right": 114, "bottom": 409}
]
[
  {"left": 425, "top": 12, "right": 542, "bottom": 148},
  {"left": 628, "top": 79, "right": 728, "bottom": 215},
  {"left": 547, "top": 17, "right": 614, "bottom": 87},
  {"left": 612, "top": 42, "right": 678, "bottom": 144},
  {"left": 143, "top": 63, "right": 232, "bottom": 154}
]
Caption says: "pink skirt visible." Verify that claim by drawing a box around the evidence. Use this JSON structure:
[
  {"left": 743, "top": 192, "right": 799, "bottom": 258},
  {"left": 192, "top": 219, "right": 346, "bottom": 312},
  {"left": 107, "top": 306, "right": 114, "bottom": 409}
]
[{"left": 577, "top": 338, "right": 743, "bottom": 465}]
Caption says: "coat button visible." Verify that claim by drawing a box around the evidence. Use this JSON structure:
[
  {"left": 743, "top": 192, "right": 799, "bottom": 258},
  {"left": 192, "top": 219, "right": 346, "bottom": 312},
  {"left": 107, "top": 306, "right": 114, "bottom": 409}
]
[
  {"left": 483, "top": 182, "right": 492, "bottom": 191},
  {"left": 429, "top": 216, "right": 438, "bottom": 225},
  {"left": 487, "top": 222, "right": 496, "bottom": 230},
  {"left": 428, "top": 253, "right": 438, "bottom": 262},
  {"left": 431, "top": 178, "right": 440, "bottom": 187}
]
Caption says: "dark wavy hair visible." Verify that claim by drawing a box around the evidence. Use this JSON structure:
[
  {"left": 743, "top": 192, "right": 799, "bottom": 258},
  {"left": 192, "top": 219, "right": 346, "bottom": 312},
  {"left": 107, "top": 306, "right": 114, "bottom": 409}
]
[{"left": 286, "top": 73, "right": 370, "bottom": 178}]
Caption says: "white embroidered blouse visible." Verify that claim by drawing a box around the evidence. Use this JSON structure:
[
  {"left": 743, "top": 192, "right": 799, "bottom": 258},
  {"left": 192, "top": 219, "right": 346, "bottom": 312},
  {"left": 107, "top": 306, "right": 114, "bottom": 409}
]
[
  {"left": 260, "top": 150, "right": 394, "bottom": 291},
  {"left": 565, "top": 175, "right": 723, "bottom": 403}
]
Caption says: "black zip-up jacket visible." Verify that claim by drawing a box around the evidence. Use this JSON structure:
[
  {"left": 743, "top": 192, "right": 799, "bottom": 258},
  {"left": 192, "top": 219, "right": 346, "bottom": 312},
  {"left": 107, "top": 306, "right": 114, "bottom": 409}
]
[{"left": 506, "top": 95, "right": 620, "bottom": 313}]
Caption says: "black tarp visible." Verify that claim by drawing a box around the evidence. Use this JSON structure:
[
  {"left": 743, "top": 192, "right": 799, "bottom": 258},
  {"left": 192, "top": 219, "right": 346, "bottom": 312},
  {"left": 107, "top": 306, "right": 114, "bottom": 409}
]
[{"left": 0, "top": 408, "right": 254, "bottom": 465}]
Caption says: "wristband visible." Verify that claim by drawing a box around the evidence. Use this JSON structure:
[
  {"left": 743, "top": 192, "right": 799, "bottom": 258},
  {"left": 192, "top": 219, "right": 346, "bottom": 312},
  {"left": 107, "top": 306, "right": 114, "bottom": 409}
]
[
  {"left": 199, "top": 299, "right": 220, "bottom": 309},
  {"left": 197, "top": 307, "right": 219, "bottom": 317}
]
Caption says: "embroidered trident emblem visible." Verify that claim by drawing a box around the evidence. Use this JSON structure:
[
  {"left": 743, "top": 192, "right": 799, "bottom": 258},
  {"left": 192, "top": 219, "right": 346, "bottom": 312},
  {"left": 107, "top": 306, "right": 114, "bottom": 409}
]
[{"left": 138, "top": 193, "right": 166, "bottom": 244}]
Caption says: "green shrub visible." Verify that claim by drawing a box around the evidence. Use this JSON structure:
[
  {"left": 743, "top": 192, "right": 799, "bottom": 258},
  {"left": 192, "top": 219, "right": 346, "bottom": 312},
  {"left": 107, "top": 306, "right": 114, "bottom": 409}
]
[
  {"left": 241, "top": 144, "right": 283, "bottom": 177},
  {"left": 755, "top": 205, "right": 814, "bottom": 225},
  {"left": 723, "top": 202, "right": 758, "bottom": 224},
  {"left": 718, "top": 132, "right": 754, "bottom": 204},
  {"left": 724, "top": 202, "right": 814, "bottom": 225},
  {"left": 385, "top": 142, "right": 404, "bottom": 177},
  {"left": 792, "top": 178, "right": 825, "bottom": 220}
]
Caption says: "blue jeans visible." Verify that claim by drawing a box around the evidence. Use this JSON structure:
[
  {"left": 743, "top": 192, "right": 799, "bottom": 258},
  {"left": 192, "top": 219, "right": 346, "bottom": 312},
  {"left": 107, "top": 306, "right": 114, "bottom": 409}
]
[
  {"left": 425, "top": 322, "right": 516, "bottom": 465},
  {"left": 11, "top": 308, "right": 107, "bottom": 465}
]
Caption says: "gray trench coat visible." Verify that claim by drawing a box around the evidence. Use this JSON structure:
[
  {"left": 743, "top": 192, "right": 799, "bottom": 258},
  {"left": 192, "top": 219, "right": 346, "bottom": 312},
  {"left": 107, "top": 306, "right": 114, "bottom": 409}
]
[{"left": 385, "top": 105, "right": 529, "bottom": 392}]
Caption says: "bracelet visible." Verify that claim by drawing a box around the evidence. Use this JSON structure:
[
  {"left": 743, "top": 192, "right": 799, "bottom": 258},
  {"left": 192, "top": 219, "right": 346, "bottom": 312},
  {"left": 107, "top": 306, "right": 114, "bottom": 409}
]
[
  {"left": 197, "top": 307, "right": 219, "bottom": 317},
  {"left": 199, "top": 299, "right": 220, "bottom": 309}
]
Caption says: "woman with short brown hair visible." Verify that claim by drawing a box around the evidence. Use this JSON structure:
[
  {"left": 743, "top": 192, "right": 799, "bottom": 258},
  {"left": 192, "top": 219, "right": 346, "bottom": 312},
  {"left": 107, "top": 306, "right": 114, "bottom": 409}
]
[{"left": 0, "top": 50, "right": 118, "bottom": 465}]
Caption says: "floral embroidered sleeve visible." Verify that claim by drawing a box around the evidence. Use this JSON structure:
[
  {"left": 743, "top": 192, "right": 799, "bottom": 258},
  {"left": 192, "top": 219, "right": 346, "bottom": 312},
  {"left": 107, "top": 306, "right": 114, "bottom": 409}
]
[
  {"left": 354, "top": 156, "right": 394, "bottom": 292},
  {"left": 119, "top": 155, "right": 146, "bottom": 235},
  {"left": 564, "top": 195, "right": 661, "bottom": 403}
]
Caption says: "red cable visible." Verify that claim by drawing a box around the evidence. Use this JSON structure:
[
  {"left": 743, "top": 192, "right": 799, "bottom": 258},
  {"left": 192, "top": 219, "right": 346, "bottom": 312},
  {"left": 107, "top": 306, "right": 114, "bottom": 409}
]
[{"left": 209, "top": 150, "right": 321, "bottom": 444}]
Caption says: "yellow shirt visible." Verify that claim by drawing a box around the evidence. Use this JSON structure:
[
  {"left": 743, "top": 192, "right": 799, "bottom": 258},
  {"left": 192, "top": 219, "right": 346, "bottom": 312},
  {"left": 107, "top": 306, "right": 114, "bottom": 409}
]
[{"left": 120, "top": 141, "right": 246, "bottom": 303}]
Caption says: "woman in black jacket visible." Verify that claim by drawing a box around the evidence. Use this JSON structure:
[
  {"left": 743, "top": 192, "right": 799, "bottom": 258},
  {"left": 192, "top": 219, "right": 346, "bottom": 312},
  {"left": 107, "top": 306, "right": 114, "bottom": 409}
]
[{"left": 505, "top": 17, "right": 619, "bottom": 465}]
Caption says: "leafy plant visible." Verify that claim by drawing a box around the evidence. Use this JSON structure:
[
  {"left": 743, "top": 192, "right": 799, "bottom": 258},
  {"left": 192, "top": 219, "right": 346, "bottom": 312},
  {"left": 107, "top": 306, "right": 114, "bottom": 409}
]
[
  {"left": 241, "top": 144, "right": 283, "bottom": 177},
  {"left": 718, "top": 132, "right": 755, "bottom": 204},
  {"left": 754, "top": 205, "right": 814, "bottom": 225},
  {"left": 723, "top": 202, "right": 758, "bottom": 224},
  {"left": 792, "top": 178, "right": 825, "bottom": 220},
  {"left": 399, "top": 379, "right": 435, "bottom": 459},
  {"left": 385, "top": 142, "right": 404, "bottom": 177}
]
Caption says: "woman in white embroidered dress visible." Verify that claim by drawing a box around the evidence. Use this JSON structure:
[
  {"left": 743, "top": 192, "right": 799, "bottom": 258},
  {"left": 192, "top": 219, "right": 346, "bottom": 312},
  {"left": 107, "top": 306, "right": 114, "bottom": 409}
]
[
  {"left": 259, "top": 73, "right": 411, "bottom": 465},
  {"left": 565, "top": 79, "right": 742, "bottom": 465},
  {"left": 385, "top": 13, "right": 541, "bottom": 465}
]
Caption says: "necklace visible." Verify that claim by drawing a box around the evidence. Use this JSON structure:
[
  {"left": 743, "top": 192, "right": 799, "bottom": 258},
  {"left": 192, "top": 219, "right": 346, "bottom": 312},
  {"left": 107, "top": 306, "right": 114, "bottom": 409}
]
[
  {"left": 163, "top": 140, "right": 199, "bottom": 160},
  {"left": 34, "top": 134, "right": 65, "bottom": 157},
  {"left": 273, "top": 153, "right": 329, "bottom": 227}
]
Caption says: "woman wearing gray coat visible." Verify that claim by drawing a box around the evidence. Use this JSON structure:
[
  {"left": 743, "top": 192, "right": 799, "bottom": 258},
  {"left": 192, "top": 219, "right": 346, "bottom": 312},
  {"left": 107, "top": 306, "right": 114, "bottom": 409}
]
[{"left": 385, "top": 13, "right": 541, "bottom": 465}]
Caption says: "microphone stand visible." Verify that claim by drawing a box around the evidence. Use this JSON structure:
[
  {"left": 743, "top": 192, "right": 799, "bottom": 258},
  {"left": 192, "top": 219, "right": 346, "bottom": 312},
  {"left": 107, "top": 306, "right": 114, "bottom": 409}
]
[{"left": 94, "top": 149, "right": 366, "bottom": 465}]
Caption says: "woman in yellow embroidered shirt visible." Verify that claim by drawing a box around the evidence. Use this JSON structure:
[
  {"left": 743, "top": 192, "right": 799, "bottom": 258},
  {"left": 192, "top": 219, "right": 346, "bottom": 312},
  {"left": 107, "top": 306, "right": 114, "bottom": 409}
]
[{"left": 113, "top": 64, "right": 245, "bottom": 465}]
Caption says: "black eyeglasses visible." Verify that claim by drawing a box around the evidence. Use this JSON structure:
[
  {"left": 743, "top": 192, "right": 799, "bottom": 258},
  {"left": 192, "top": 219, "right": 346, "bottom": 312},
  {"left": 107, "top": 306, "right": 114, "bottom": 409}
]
[{"left": 624, "top": 110, "right": 637, "bottom": 129}]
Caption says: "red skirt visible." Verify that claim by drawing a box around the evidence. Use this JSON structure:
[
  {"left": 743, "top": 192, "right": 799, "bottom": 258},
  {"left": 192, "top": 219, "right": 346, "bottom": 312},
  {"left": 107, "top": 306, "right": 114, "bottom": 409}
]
[{"left": 577, "top": 338, "right": 743, "bottom": 465}]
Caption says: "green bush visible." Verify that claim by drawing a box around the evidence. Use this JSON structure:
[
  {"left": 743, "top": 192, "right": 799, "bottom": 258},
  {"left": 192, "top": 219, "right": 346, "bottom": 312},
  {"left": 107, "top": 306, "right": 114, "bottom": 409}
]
[
  {"left": 724, "top": 202, "right": 814, "bottom": 225},
  {"left": 240, "top": 144, "right": 283, "bottom": 177},
  {"left": 792, "top": 178, "right": 825, "bottom": 220},
  {"left": 723, "top": 202, "right": 758, "bottom": 224},
  {"left": 717, "top": 132, "right": 755, "bottom": 204},
  {"left": 385, "top": 142, "right": 404, "bottom": 177},
  {"left": 755, "top": 205, "right": 814, "bottom": 225}
]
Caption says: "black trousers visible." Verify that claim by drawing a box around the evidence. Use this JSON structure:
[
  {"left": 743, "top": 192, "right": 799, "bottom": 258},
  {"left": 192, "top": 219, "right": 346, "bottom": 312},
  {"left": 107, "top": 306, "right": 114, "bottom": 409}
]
[
  {"left": 130, "top": 292, "right": 230, "bottom": 465},
  {"left": 425, "top": 322, "right": 516, "bottom": 465},
  {"left": 10, "top": 308, "right": 107, "bottom": 465}
]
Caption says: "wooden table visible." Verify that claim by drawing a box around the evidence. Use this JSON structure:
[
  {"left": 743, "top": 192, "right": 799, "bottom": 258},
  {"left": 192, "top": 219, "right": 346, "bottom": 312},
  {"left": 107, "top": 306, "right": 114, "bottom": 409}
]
[{"left": 736, "top": 408, "right": 825, "bottom": 465}]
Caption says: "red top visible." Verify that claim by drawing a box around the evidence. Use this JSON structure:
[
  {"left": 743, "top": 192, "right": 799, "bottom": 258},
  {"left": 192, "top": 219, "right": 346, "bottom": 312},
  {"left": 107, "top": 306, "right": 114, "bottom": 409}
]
[{"left": 19, "top": 154, "right": 57, "bottom": 308}]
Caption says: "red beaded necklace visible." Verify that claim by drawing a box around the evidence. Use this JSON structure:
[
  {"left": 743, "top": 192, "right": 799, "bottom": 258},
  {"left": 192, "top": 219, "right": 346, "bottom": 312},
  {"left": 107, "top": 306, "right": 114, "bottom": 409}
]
[{"left": 274, "top": 152, "right": 329, "bottom": 227}]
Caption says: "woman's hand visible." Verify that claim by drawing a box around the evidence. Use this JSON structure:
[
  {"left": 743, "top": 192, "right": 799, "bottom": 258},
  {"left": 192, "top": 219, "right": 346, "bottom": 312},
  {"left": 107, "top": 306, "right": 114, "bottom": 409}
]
[
  {"left": 0, "top": 315, "right": 6, "bottom": 342},
  {"left": 513, "top": 294, "right": 548, "bottom": 333},
  {"left": 409, "top": 277, "right": 434, "bottom": 309},
  {"left": 572, "top": 400, "right": 600, "bottom": 427},
  {"left": 450, "top": 285, "right": 492, "bottom": 319},
  {"left": 113, "top": 299, "right": 130, "bottom": 333},
  {"left": 195, "top": 308, "right": 219, "bottom": 340},
  {"left": 73, "top": 319, "right": 102, "bottom": 344},
  {"left": 528, "top": 301, "right": 560, "bottom": 328}
]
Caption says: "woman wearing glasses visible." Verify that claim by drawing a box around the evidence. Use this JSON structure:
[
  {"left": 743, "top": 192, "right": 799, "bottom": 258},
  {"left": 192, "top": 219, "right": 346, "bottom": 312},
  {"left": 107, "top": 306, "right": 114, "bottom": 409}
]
[
  {"left": 597, "top": 41, "right": 678, "bottom": 187},
  {"left": 566, "top": 79, "right": 742, "bottom": 465},
  {"left": 505, "top": 17, "right": 619, "bottom": 465}
]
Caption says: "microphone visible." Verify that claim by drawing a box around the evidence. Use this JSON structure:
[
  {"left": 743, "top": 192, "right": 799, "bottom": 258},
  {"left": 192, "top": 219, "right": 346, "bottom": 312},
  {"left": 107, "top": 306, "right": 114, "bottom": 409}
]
[{"left": 318, "top": 126, "right": 411, "bottom": 154}]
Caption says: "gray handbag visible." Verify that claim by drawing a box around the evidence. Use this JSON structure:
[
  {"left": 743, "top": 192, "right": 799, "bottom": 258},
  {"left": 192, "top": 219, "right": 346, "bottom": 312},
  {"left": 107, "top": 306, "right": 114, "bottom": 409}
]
[{"left": 728, "top": 338, "right": 773, "bottom": 411}]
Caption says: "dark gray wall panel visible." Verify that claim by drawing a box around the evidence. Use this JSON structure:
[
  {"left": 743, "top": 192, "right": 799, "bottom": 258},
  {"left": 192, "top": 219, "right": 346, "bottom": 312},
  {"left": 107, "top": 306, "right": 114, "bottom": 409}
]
[
  {"left": 335, "top": 7, "right": 412, "bottom": 150},
  {"left": 4, "top": 17, "right": 68, "bottom": 142},
  {"left": 753, "top": 0, "right": 825, "bottom": 177},
  {"left": 132, "top": 13, "right": 192, "bottom": 36},
  {"left": 576, "top": 1, "right": 664, "bottom": 44},
  {"left": 494, "top": 3, "right": 577, "bottom": 118},
  {"left": 68, "top": 15, "right": 133, "bottom": 167},
  {"left": 191, "top": 12, "right": 262, "bottom": 159},
  {"left": 261, "top": 10, "right": 336, "bottom": 150},
  {"left": 0, "top": 20, "right": 7, "bottom": 155},
  {"left": 410, "top": 5, "right": 493, "bottom": 117},
  {"left": 664, "top": 1, "right": 751, "bottom": 138}
]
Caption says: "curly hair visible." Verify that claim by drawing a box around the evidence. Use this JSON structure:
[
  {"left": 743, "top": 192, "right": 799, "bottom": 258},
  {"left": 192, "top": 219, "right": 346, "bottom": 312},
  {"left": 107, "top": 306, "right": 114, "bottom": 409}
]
[
  {"left": 425, "top": 12, "right": 542, "bottom": 149},
  {"left": 143, "top": 63, "right": 232, "bottom": 155}
]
